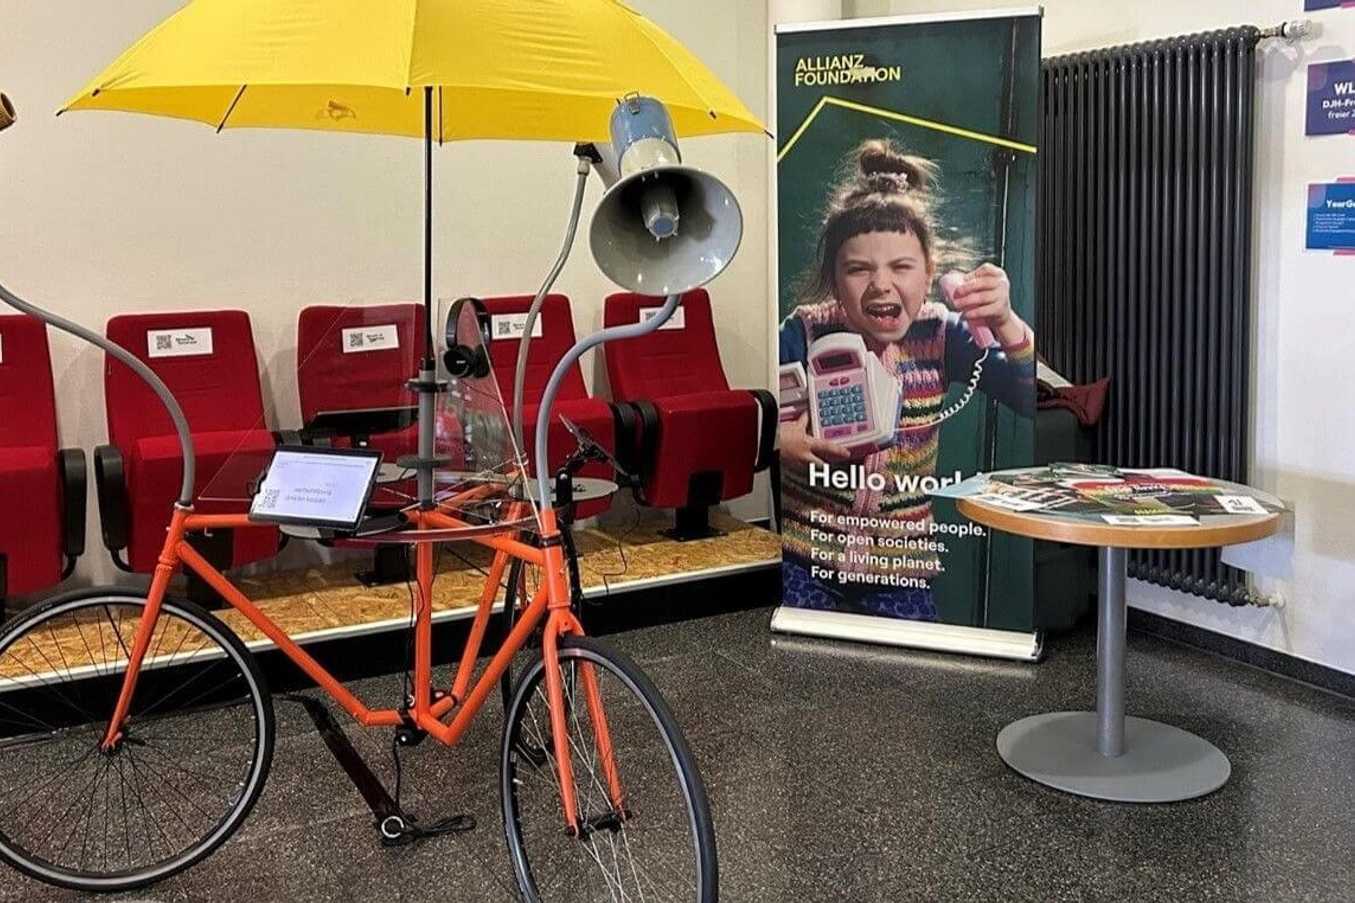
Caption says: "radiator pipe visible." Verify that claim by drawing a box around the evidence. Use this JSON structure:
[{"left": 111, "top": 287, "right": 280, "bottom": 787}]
[{"left": 1257, "top": 21, "right": 1311, "bottom": 43}]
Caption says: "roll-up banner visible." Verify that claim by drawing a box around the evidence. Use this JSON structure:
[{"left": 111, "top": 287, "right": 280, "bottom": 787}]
[{"left": 771, "top": 10, "right": 1043, "bottom": 660}]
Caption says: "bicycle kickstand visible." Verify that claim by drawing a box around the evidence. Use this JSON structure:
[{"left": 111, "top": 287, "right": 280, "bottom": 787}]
[{"left": 283, "top": 694, "right": 476, "bottom": 847}]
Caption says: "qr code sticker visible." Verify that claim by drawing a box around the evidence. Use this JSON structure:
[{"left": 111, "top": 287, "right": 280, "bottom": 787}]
[
  {"left": 261, "top": 489, "right": 280, "bottom": 508},
  {"left": 347, "top": 332, "right": 365, "bottom": 349},
  {"left": 155, "top": 335, "right": 173, "bottom": 351}
]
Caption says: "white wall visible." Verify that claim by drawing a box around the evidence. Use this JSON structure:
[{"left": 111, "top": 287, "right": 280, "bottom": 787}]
[
  {"left": 2, "top": 1, "right": 772, "bottom": 589},
  {"left": 10, "top": 3, "right": 1354, "bottom": 679},
  {"left": 859, "top": 0, "right": 1355, "bottom": 676}
]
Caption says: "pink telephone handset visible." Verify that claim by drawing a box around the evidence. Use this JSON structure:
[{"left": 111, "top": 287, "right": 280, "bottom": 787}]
[{"left": 939, "top": 271, "right": 997, "bottom": 350}]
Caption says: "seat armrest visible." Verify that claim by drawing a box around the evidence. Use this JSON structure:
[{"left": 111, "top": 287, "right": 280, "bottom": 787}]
[
  {"left": 58, "top": 447, "right": 88, "bottom": 573},
  {"left": 748, "top": 389, "right": 777, "bottom": 473},
  {"left": 93, "top": 444, "right": 133, "bottom": 572},
  {"left": 629, "top": 401, "right": 660, "bottom": 483},
  {"left": 611, "top": 403, "right": 640, "bottom": 485},
  {"left": 611, "top": 400, "right": 660, "bottom": 503}
]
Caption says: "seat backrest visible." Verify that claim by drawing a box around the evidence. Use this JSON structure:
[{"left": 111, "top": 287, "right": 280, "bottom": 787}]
[
  {"left": 603, "top": 290, "right": 731, "bottom": 400},
  {"left": 296, "top": 303, "right": 424, "bottom": 424},
  {"left": 105, "top": 310, "right": 266, "bottom": 447},
  {"left": 0, "top": 315, "right": 58, "bottom": 453},
  {"left": 482, "top": 294, "right": 588, "bottom": 406}
]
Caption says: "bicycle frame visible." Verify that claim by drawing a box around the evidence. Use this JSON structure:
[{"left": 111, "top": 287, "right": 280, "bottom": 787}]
[{"left": 97, "top": 500, "right": 622, "bottom": 834}]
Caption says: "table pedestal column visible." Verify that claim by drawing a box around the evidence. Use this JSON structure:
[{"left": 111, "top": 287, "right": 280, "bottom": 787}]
[{"left": 995, "top": 547, "right": 1232, "bottom": 803}]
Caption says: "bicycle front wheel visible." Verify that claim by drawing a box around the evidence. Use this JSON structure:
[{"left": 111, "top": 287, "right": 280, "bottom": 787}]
[
  {"left": 502, "top": 636, "right": 718, "bottom": 902},
  {"left": 0, "top": 588, "right": 274, "bottom": 893}
]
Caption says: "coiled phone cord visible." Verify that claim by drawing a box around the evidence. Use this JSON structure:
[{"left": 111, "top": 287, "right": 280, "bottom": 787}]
[{"left": 895, "top": 347, "right": 990, "bottom": 434}]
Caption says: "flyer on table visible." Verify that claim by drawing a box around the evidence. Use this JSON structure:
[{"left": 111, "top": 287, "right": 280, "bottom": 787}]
[{"left": 775, "top": 11, "right": 1040, "bottom": 631}]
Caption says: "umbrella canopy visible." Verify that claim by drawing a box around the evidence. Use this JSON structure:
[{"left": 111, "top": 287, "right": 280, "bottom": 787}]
[{"left": 61, "top": 0, "right": 765, "bottom": 142}]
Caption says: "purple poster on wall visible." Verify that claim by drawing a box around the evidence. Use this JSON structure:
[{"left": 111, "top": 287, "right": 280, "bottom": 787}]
[
  {"left": 1307, "top": 60, "right": 1355, "bottom": 135},
  {"left": 1305, "top": 0, "right": 1354, "bottom": 11}
]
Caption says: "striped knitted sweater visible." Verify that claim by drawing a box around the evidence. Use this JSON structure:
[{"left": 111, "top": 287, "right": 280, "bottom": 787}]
[{"left": 780, "top": 299, "right": 1035, "bottom": 587}]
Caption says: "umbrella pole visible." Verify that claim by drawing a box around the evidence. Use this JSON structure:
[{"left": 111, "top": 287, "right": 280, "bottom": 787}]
[
  {"left": 423, "top": 86, "right": 435, "bottom": 364},
  {"left": 413, "top": 85, "right": 441, "bottom": 509}
]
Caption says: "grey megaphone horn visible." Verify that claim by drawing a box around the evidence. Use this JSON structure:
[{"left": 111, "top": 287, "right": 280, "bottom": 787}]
[
  {"left": 0, "top": 94, "right": 15, "bottom": 133},
  {"left": 589, "top": 94, "right": 743, "bottom": 296}
]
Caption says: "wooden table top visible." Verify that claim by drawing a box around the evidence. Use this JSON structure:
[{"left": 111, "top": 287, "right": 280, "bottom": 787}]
[{"left": 957, "top": 488, "right": 1283, "bottom": 550}]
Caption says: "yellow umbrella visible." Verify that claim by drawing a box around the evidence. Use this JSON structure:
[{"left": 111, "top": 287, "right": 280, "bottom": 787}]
[
  {"left": 61, "top": 0, "right": 764, "bottom": 142},
  {"left": 60, "top": 0, "right": 764, "bottom": 511}
]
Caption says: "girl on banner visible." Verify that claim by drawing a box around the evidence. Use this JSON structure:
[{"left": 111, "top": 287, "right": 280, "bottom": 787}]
[{"left": 779, "top": 139, "right": 1035, "bottom": 621}]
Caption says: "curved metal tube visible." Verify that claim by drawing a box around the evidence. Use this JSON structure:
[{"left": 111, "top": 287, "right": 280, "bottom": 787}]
[
  {"left": 511, "top": 157, "right": 591, "bottom": 449},
  {"left": 533, "top": 291, "right": 680, "bottom": 506},
  {"left": 0, "top": 281, "right": 196, "bottom": 504}
]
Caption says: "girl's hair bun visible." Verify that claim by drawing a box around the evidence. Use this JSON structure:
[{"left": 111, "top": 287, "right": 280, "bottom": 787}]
[{"left": 856, "top": 138, "right": 935, "bottom": 195}]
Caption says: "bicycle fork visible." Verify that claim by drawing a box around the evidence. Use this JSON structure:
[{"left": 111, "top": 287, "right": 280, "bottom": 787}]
[{"left": 537, "top": 511, "right": 627, "bottom": 837}]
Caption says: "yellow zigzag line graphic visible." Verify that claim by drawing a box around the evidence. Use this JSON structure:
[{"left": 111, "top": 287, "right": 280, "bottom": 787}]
[{"left": 777, "top": 96, "right": 1039, "bottom": 163}]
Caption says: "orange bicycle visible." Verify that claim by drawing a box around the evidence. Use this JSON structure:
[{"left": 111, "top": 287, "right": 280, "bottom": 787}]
[{"left": 0, "top": 287, "right": 718, "bottom": 900}]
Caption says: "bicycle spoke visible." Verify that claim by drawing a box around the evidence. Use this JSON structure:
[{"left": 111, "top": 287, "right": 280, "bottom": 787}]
[
  {"left": 124, "top": 745, "right": 215, "bottom": 824},
  {"left": 18, "top": 635, "right": 103, "bottom": 724},
  {"left": 133, "top": 658, "right": 231, "bottom": 722},
  {"left": 114, "top": 751, "right": 133, "bottom": 871},
  {"left": 123, "top": 743, "right": 179, "bottom": 863},
  {"left": 46, "top": 620, "right": 74, "bottom": 679},
  {"left": 2, "top": 743, "right": 99, "bottom": 816},
  {"left": 105, "top": 605, "right": 133, "bottom": 661},
  {"left": 70, "top": 617, "right": 102, "bottom": 682},
  {"left": 38, "top": 755, "right": 105, "bottom": 860},
  {"left": 138, "top": 739, "right": 244, "bottom": 789},
  {"left": 122, "top": 746, "right": 202, "bottom": 858},
  {"left": 0, "top": 695, "right": 62, "bottom": 736}
]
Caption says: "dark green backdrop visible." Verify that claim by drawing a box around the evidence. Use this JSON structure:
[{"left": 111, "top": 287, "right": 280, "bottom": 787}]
[{"left": 776, "top": 13, "right": 1041, "bottom": 630}]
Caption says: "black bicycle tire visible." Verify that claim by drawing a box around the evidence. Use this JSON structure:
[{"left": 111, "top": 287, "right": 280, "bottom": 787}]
[
  {"left": 0, "top": 586, "right": 275, "bottom": 893},
  {"left": 500, "top": 635, "right": 718, "bottom": 902}
]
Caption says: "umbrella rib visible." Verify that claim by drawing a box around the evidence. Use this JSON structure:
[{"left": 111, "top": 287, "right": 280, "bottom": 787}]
[
  {"left": 215, "top": 85, "right": 247, "bottom": 133},
  {"left": 617, "top": 10, "right": 720, "bottom": 121}
]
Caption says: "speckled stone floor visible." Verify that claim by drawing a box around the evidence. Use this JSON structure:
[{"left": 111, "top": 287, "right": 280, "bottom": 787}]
[{"left": 4, "top": 606, "right": 1353, "bottom": 902}]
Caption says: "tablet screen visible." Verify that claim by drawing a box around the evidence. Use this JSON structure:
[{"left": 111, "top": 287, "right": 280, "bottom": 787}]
[{"left": 248, "top": 447, "right": 382, "bottom": 531}]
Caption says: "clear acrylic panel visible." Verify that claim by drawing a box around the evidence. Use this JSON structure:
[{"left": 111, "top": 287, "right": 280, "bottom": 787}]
[{"left": 194, "top": 299, "right": 540, "bottom": 539}]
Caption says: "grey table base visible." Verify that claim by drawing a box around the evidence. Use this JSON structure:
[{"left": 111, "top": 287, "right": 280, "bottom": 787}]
[
  {"left": 997, "top": 712, "right": 1230, "bottom": 803},
  {"left": 997, "top": 547, "right": 1231, "bottom": 803}
]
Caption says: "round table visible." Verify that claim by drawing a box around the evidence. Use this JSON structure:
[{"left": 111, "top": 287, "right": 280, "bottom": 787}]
[{"left": 957, "top": 482, "right": 1282, "bottom": 803}]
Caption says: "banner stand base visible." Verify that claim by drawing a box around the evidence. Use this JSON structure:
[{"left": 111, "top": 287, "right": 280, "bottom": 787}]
[{"left": 769, "top": 606, "right": 1044, "bottom": 662}]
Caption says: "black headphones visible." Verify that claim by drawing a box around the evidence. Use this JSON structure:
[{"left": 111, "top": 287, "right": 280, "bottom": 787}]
[{"left": 442, "top": 296, "right": 492, "bottom": 379}]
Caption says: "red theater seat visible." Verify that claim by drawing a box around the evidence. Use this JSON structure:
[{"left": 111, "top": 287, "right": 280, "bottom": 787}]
[
  {"left": 0, "top": 316, "right": 86, "bottom": 611},
  {"left": 294, "top": 303, "right": 428, "bottom": 583},
  {"left": 603, "top": 290, "right": 775, "bottom": 539},
  {"left": 97, "top": 310, "right": 278, "bottom": 577},
  {"left": 296, "top": 303, "right": 423, "bottom": 496},
  {"left": 482, "top": 294, "right": 615, "bottom": 519}
]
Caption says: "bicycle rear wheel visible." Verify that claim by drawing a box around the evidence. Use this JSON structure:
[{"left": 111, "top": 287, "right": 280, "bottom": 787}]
[
  {"left": 502, "top": 636, "right": 717, "bottom": 902},
  {"left": 0, "top": 588, "right": 274, "bottom": 892}
]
